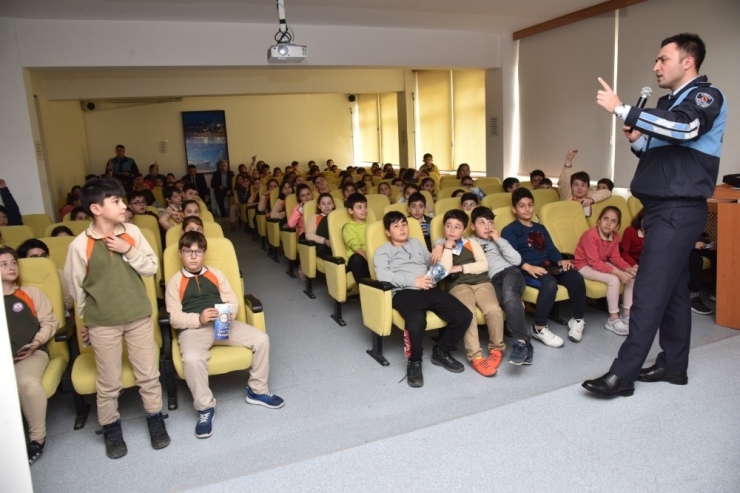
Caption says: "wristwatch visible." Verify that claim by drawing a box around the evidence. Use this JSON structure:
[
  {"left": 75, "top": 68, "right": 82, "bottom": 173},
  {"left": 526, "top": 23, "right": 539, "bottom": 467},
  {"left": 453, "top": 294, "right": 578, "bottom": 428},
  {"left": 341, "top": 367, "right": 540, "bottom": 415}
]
[{"left": 614, "top": 103, "right": 626, "bottom": 117}]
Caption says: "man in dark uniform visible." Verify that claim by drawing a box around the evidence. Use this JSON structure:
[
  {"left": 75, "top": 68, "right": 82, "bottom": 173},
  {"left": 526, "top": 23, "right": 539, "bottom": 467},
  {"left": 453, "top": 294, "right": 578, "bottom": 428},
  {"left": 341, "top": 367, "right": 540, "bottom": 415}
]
[
  {"left": 583, "top": 33, "right": 727, "bottom": 397},
  {"left": 106, "top": 145, "right": 139, "bottom": 190}
]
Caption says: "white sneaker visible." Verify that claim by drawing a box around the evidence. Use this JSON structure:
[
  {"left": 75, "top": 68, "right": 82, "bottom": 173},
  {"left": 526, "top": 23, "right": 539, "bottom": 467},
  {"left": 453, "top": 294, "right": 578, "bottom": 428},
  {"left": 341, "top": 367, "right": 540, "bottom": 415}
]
[
  {"left": 531, "top": 324, "right": 564, "bottom": 348},
  {"left": 620, "top": 314, "right": 630, "bottom": 326},
  {"left": 605, "top": 318, "right": 629, "bottom": 336},
  {"left": 568, "top": 318, "right": 585, "bottom": 343}
]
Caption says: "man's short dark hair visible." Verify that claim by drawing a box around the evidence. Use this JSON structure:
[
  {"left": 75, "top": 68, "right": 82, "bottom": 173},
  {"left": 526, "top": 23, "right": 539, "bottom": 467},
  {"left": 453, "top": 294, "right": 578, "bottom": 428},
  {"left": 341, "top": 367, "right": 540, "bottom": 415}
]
[
  {"left": 541, "top": 178, "right": 553, "bottom": 187},
  {"left": 344, "top": 192, "right": 367, "bottom": 209},
  {"left": 460, "top": 192, "right": 479, "bottom": 205},
  {"left": 17, "top": 239, "right": 49, "bottom": 258},
  {"left": 116, "top": 145, "right": 125, "bottom": 150},
  {"left": 512, "top": 187, "right": 534, "bottom": 206},
  {"left": 530, "top": 169, "right": 545, "bottom": 181},
  {"left": 443, "top": 209, "right": 469, "bottom": 228},
  {"left": 662, "top": 33, "right": 706, "bottom": 70},
  {"left": 597, "top": 178, "right": 615, "bottom": 191},
  {"left": 178, "top": 231, "right": 207, "bottom": 251},
  {"left": 407, "top": 192, "right": 426, "bottom": 206},
  {"left": 502, "top": 177, "right": 520, "bottom": 191},
  {"left": 571, "top": 171, "right": 590, "bottom": 185},
  {"left": 471, "top": 206, "right": 494, "bottom": 223},
  {"left": 383, "top": 211, "right": 407, "bottom": 230},
  {"left": 149, "top": 164, "right": 157, "bottom": 172},
  {"left": 187, "top": 164, "right": 196, "bottom": 170},
  {"left": 80, "top": 177, "right": 125, "bottom": 216}
]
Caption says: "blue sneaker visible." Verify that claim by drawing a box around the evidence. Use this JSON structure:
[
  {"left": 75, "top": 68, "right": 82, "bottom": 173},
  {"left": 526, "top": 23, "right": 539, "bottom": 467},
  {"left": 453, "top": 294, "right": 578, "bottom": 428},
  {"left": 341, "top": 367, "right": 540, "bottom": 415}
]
[
  {"left": 246, "top": 388, "right": 285, "bottom": 409},
  {"left": 508, "top": 340, "right": 528, "bottom": 365},
  {"left": 195, "top": 408, "right": 215, "bottom": 438},
  {"left": 524, "top": 341, "right": 534, "bottom": 365}
]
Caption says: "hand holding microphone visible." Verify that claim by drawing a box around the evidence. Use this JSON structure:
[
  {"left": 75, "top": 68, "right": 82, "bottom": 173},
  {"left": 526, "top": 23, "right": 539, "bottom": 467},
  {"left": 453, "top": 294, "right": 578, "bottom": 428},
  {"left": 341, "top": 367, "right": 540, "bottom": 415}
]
[{"left": 628, "top": 86, "right": 652, "bottom": 131}]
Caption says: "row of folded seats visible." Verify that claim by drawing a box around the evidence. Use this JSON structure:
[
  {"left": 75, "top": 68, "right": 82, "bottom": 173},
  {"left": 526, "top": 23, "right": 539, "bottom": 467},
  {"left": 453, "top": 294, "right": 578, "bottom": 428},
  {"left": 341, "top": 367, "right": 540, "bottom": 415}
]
[
  {"left": 3, "top": 209, "right": 265, "bottom": 431},
  {"left": 240, "top": 175, "right": 647, "bottom": 365}
]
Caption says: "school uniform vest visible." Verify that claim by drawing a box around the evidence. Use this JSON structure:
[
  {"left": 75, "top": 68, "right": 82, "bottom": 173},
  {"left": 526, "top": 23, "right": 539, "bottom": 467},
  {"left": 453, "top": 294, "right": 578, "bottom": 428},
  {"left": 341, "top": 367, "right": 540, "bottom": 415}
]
[
  {"left": 447, "top": 241, "right": 490, "bottom": 291},
  {"left": 82, "top": 237, "right": 151, "bottom": 326},
  {"left": 5, "top": 290, "right": 47, "bottom": 355},
  {"left": 179, "top": 269, "right": 223, "bottom": 314}
]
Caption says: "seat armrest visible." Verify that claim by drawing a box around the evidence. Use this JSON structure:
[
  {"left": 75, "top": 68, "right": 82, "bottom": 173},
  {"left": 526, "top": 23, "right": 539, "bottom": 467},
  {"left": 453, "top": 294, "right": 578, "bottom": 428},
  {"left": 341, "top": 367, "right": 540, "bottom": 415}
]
[
  {"left": 244, "top": 294, "right": 264, "bottom": 314},
  {"left": 320, "top": 252, "right": 345, "bottom": 265},
  {"left": 54, "top": 321, "right": 74, "bottom": 342},
  {"left": 281, "top": 226, "right": 296, "bottom": 233},
  {"left": 247, "top": 204, "right": 257, "bottom": 210},
  {"left": 561, "top": 253, "right": 575, "bottom": 260},
  {"left": 299, "top": 239, "right": 317, "bottom": 247},
  {"left": 358, "top": 278, "right": 394, "bottom": 291},
  {"left": 256, "top": 210, "right": 266, "bottom": 216},
  {"left": 158, "top": 311, "right": 173, "bottom": 359},
  {"left": 266, "top": 218, "right": 282, "bottom": 224}
]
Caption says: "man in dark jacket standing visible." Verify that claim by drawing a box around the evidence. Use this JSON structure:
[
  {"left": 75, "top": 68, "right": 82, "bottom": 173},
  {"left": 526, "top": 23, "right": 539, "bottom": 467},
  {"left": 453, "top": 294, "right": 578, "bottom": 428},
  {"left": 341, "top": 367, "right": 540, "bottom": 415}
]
[
  {"left": 210, "top": 160, "right": 234, "bottom": 218},
  {"left": 584, "top": 33, "right": 727, "bottom": 397}
]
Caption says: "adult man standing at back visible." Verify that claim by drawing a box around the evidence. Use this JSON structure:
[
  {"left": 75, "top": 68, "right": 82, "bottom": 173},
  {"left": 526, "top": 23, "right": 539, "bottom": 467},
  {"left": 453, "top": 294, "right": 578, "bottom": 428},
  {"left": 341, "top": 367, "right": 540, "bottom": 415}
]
[
  {"left": 583, "top": 33, "right": 727, "bottom": 397},
  {"left": 106, "top": 145, "right": 139, "bottom": 190},
  {"left": 210, "top": 159, "right": 234, "bottom": 218},
  {"left": 182, "top": 164, "right": 210, "bottom": 206}
]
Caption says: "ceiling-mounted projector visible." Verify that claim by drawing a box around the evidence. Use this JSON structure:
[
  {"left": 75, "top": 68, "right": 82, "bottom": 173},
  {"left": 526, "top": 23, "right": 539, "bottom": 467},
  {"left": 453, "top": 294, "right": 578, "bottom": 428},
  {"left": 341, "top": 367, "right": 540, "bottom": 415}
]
[{"left": 268, "top": 43, "right": 307, "bottom": 64}]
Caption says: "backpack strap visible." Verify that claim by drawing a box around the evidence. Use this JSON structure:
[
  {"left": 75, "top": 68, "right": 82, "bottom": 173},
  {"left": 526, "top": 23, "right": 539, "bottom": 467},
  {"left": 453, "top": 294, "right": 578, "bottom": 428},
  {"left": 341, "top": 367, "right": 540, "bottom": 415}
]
[{"left": 13, "top": 289, "right": 37, "bottom": 318}]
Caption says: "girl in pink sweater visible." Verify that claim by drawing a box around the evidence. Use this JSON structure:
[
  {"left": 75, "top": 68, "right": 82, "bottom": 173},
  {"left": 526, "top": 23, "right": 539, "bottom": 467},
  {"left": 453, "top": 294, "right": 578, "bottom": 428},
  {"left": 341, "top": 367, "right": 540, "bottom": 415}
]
[
  {"left": 287, "top": 184, "right": 315, "bottom": 281},
  {"left": 573, "top": 206, "right": 637, "bottom": 336}
]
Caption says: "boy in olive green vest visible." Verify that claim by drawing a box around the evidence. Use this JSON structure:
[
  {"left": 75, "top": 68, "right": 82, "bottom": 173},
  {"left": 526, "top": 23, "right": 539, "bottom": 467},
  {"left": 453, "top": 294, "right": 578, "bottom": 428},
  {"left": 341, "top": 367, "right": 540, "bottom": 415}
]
[
  {"left": 65, "top": 178, "right": 169, "bottom": 459},
  {"left": 433, "top": 209, "right": 505, "bottom": 377}
]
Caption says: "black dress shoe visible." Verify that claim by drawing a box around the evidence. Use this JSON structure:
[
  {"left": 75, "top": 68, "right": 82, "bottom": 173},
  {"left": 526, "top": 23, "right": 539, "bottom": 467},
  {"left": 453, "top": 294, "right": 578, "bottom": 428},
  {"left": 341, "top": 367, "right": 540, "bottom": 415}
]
[
  {"left": 431, "top": 345, "right": 464, "bottom": 373},
  {"left": 407, "top": 360, "right": 424, "bottom": 388},
  {"left": 638, "top": 364, "right": 688, "bottom": 385},
  {"left": 582, "top": 372, "right": 635, "bottom": 397}
]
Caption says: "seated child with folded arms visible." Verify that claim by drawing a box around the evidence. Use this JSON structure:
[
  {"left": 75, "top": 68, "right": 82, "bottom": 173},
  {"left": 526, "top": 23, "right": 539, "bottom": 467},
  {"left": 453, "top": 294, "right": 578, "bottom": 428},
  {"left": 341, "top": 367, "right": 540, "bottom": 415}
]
[
  {"left": 165, "top": 232, "right": 283, "bottom": 439},
  {"left": 430, "top": 210, "right": 505, "bottom": 377},
  {"left": 374, "top": 211, "right": 471, "bottom": 387}
]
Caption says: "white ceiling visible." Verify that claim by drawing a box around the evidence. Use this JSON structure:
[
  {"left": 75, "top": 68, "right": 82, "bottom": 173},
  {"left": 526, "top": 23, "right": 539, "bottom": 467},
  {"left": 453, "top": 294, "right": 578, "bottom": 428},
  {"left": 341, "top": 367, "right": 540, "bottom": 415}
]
[{"left": 0, "top": 0, "right": 606, "bottom": 33}]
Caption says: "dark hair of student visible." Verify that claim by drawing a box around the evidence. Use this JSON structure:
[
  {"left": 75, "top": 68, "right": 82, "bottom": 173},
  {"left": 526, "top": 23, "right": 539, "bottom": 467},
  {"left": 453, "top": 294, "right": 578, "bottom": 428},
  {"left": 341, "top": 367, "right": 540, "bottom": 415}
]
[
  {"left": 316, "top": 193, "right": 335, "bottom": 213},
  {"left": 383, "top": 210, "right": 407, "bottom": 230},
  {"left": 451, "top": 189, "right": 466, "bottom": 198},
  {"left": 182, "top": 216, "right": 204, "bottom": 231},
  {"left": 178, "top": 231, "right": 207, "bottom": 251},
  {"left": 51, "top": 225, "right": 74, "bottom": 237},
  {"left": 598, "top": 205, "right": 622, "bottom": 226},
  {"left": 17, "top": 239, "right": 49, "bottom": 258},
  {"left": 443, "top": 208, "right": 469, "bottom": 228},
  {"left": 460, "top": 192, "right": 479, "bottom": 205},
  {"left": 630, "top": 208, "right": 645, "bottom": 230},
  {"left": 511, "top": 187, "right": 534, "bottom": 206},
  {"left": 471, "top": 206, "right": 494, "bottom": 223},
  {"left": 403, "top": 183, "right": 420, "bottom": 195},
  {"left": 66, "top": 193, "right": 80, "bottom": 206},
  {"left": 597, "top": 178, "right": 615, "bottom": 191},
  {"left": 80, "top": 178, "right": 125, "bottom": 216},
  {"left": 295, "top": 183, "right": 311, "bottom": 198},
  {"left": 502, "top": 177, "right": 520, "bottom": 191},
  {"left": 163, "top": 186, "right": 180, "bottom": 201},
  {"left": 571, "top": 171, "right": 590, "bottom": 185},
  {"left": 530, "top": 169, "right": 546, "bottom": 180},
  {"left": 181, "top": 200, "right": 200, "bottom": 213},
  {"left": 407, "top": 192, "right": 426, "bottom": 206},
  {"left": 278, "top": 181, "right": 293, "bottom": 200},
  {"left": 182, "top": 183, "right": 198, "bottom": 194},
  {"left": 344, "top": 192, "right": 368, "bottom": 209}
]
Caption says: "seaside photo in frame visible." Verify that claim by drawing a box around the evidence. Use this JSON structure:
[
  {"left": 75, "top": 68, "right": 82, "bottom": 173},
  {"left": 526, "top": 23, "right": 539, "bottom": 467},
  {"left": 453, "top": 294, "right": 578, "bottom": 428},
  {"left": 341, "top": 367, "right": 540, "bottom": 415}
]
[{"left": 182, "top": 110, "right": 229, "bottom": 173}]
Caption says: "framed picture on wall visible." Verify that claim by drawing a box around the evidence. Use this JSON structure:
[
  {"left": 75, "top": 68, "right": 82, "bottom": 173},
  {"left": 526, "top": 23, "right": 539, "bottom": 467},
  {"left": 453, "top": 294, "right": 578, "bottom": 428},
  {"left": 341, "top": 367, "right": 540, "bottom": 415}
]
[{"left": 181, "top": 110, "right": 229, "bottom": 173}]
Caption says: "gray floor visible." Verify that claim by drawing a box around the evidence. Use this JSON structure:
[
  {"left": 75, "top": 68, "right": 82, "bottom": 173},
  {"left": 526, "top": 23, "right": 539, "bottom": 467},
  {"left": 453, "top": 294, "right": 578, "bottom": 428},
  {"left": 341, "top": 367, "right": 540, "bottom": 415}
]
[{"left": 32, "top": 221, "right": 740, "bottom": 492}]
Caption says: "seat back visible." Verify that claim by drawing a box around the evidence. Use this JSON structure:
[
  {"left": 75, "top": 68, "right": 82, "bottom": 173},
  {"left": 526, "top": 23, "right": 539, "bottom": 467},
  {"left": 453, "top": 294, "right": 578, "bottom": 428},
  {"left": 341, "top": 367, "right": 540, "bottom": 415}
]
[
  {"left": 365, "top": 194, "right": 390, "bottom": 221},
  {"left": 481, "top": 193, "right": 512, "bottom": 211},
  {"left": 0, "top": 225, "right": 34, "bottom": 249},
  {"left": 21, "top": 214, "right": 53, "bottom": 238},
  {"left": 539, "top": 201, "right": 589, "bottom": 255},
  {"left": 479, "top": 183, "right": 504, "bottom": 195},
  {"left": 383, "top": 202, "right": 409, "bottom": 217},
  {"left": 166, "top": 221, "right": 224, "bottom": 246},
  {"left": 199, "top": 208, "right": 215, "bottom": 222},
  {"left": 62, "top": 212, "right": 72, "bottom": 222},
  {"left": 327, "top": 208, "right": 377, "bottom": 260},
  {"left": 132, "top": 214, "right": 160, "bottom": 241},
  {"left": 366, "top": 218, "right": 424, "bottom": 280},
  {"left": 151, "top": 187, "right": 165, "bottom": 206},
  {"left": 139, "top": 227, "right": 163, "bottom": 298},
  {"left": 429, "top": 213, "right": 472, "bottom": 244},
  {"left": 519, "top": 181, "right": 534, "bottom": 190},
  {"left": 437, "top": 186, "right": 469, "bottom": 201},
  {"left": 492, "top": 206, "right": 517, "bottom": 232},
  {"left": 532, "top": 188, "right": 560, "bottom": 216},
  {"left": 474, "top": 177, "right": 502, "bottom": 187},
  {"left": 18, "top": 258, "right": 68, "bottom": 364},
  {"left": 330, "top": 189, "right": 345, "bottom": 205},
  {"left": 44, "top": 221, "right": 90, "bottom": 238},
  {"left": 440, "top": 179, "right": 464, "bottom": 189},
  {"left": 627, "top": 195, "right": 643, "bottom": 218},
  {"left": 163, "top": 237, "right": 248, "bottom": 325},
  {"left": 588, "top": 195, "right": 631, "bottom": 237},
  {"left": 37, "top": 236, "right": 74, "bottom": 270},
  {"left": 434, "top": 197, "right": 462, "bottom": 217}
]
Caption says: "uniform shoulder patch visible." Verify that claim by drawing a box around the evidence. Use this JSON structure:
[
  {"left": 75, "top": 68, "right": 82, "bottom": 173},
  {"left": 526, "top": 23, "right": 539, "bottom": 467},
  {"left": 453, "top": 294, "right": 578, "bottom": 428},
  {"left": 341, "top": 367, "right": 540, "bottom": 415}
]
[{"left": 695, "top": 92, "right": 714, "bottom": 108}]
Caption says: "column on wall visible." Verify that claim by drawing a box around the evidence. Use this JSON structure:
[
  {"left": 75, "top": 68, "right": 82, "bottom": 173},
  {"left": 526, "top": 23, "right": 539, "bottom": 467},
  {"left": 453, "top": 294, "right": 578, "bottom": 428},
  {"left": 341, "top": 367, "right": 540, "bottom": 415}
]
[
  {"left": 452, "top": 70, "right": 486, "bottom": 174},
  {"left": 357, "top": 94, "right": 380, "bottom": 163},
  {"left": 396, "top": 69, "right": 416, "bottom": 169}
]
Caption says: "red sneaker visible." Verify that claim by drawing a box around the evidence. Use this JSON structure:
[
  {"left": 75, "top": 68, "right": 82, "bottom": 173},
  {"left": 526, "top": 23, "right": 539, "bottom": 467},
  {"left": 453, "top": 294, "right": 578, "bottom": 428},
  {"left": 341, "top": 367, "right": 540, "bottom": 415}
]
[
  {"left": 488, "top": 350, "right": 503, "bottom": 371},
  {"left": 471, "top": 356, "right": 497, "bottom": 377}
]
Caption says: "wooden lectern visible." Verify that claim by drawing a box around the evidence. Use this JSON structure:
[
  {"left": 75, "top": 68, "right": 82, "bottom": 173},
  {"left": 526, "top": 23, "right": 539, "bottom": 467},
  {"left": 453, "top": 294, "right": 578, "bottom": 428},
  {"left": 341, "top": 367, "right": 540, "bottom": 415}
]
[{"left": 712, "top": 184, "right": 740, "bottom": 330}]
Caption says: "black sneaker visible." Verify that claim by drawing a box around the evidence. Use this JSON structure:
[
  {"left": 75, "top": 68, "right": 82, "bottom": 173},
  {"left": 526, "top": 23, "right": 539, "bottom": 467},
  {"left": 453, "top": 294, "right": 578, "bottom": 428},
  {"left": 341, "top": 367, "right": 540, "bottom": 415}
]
[
  {"left": 508, "top": 340, "right": 528, "bottom": 365},
  {"left": 690, "top": 297, "right": 713, "bottom": 315},
  {"left": 524, "top": 341, "right": 534, "bottom": 365},
  {"left": 27, "top": 441, "right": 44, "bottom": 465},
  {"left": 407, "top": 360, "right": 424, "bottom": 387},
  {"left": 96, "top": 419, "right": 128, "bottom": 459},
  {"left": 431, "top": 345, "right": 464, "bottom": 373},
  {"left": 146, "top": 412, "right": 171, "bottom": 450}
]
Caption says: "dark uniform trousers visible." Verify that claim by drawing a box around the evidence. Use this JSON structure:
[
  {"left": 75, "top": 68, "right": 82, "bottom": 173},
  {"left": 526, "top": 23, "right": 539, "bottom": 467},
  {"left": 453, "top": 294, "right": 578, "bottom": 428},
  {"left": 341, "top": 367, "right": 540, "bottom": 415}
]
[{"left": 610, "top": 199, "right": 707, "bottom": 381}]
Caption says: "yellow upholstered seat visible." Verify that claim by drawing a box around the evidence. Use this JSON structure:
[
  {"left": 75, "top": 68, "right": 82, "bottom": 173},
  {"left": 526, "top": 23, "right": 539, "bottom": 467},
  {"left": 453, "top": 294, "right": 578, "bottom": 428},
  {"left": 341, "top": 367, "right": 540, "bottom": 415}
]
[
  {"left": 519, "top": 181, "right": 534, "bottom": 190},
  {"left": 627, "top": 195, "right": 643, "bottom": 218},
  {"left": 297, "top": 199, "right": 328, "bottom": 299},
  {"left": 588, "top": 195, "right": 631, "bottom": 237},
  {"left": 18, "top": 258, "right": 70, "bottom": 399},
  {"left": 21, "top": 214, "right": 53, "bottom": 238},
  {"left": 0, "top": 225, "right": 34, "bottom": 249},
  {"left": 440, "top": 176, "right": 463, "bottom": 188},
  {"left": 161, "top": 237, "right": 265, "bottom": 409},
  {"left": 70, "top": 275, "right": 161, "bottom": 428},
  {"left": 434, "top": 197, "right": 462, "bottom": 218},
  {"left": 266, "top": 187, "right": 284, "bottom": 259},
  {"left": 531, "top": 189, "right": 560, "bottom": 216},
  {"left": 44, "top": 221, "right": 90, "bottom": 238},
  {"left": 383, "top": 202, "right": 409, "bottom": 216},
  {"left": 474, "top": 177, "right": 502, "bottom": 187},
  {"left": 37, "top": 236, "right": 74, "bottom": 270},
  {"left": 481, "top": 193, "right": 512, "bottom": 211},
  {"left": 365, "top": 194, "right": 391, "bottom": 222},
  {"left": 165, "top": 221, "right": 224, "bottom": 246},
  {"left": 479, "top": 183, "right": 505, "bottom": 195}
]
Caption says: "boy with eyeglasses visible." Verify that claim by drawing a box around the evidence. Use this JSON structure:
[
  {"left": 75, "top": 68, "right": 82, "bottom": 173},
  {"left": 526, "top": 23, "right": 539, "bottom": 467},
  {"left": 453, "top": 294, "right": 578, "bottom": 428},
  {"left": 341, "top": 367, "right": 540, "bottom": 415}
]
[{"left": 165, "top": 231, "right": 283, "bottom": 439}]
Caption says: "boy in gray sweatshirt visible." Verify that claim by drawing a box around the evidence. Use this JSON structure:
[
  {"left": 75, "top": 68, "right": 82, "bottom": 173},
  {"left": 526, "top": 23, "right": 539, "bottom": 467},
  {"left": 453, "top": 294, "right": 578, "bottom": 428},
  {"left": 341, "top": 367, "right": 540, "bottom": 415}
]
[
  {"left": 373, "top": 211, "right": 471, "bottom": 388},
  {"left": 468, "top": 206, "right": 533, "bottom": 366}
]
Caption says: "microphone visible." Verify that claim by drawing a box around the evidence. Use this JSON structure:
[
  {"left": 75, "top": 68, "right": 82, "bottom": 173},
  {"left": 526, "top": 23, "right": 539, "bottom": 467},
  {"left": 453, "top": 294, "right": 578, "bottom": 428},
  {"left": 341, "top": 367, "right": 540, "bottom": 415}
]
[{"left": 629, "top": 87, "right": 652, "bottom": 132}]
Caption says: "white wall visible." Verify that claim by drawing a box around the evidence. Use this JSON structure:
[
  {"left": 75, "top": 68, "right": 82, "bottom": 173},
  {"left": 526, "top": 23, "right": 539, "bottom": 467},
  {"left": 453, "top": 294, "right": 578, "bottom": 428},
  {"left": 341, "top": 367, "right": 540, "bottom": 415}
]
[
  {"left": 614, "top": 0, "right": 740, "bottom": 187},
  {"left": 83, "top": 93, "right": 356, "bottom": 177}
]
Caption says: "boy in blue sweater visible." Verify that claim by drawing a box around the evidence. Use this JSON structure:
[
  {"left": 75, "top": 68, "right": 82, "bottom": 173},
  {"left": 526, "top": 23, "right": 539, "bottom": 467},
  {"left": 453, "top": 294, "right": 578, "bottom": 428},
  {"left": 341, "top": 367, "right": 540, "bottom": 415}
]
[{"left": 501, "top": 188, "right": 587, "bottom": 347}]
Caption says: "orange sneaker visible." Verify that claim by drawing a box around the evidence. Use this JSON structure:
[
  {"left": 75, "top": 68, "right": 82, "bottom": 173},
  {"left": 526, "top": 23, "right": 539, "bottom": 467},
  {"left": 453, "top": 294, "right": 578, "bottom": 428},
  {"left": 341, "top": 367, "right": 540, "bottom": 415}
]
[
  {"left": 488, "top": 350, "right": 503, "bottom": 371},
  {"left": 471, "top": 356, "right": 497, "bottom": 377}
]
